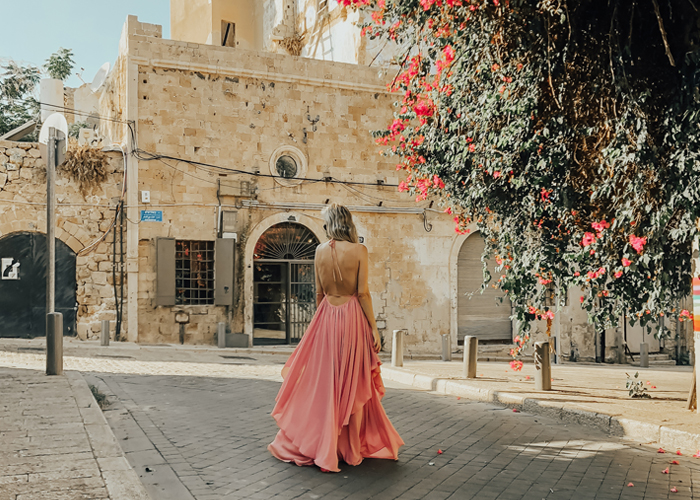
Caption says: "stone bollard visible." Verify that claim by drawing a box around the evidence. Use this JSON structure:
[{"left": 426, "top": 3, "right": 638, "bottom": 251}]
[
  {"left": 463, "top": 336, "right": 478, "bottom": 379},
  {"left": 639, "top": 342, "right": 649, "bottom": 368},
  {"left": 100, "top": 320, "right": 110, "bottom": 347},
  {"left": 46, "top": 312, "right": 63, "bottom": 376},
  {"left": 218, "top": 322, "right": 226, "bottom": 349},
  {"left": 392, "top": 329, "right": 406, "bottom": 367},
  {"left": 534, "top": 341, "right": 551, "bottom": 391},
  {"left": 441, "top": 334, "right": 452, "bottom": 361}
]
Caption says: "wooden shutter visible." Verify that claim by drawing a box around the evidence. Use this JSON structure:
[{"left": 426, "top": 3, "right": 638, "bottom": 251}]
[
  {"left": 214, "top": 238, "right": 235, "bottom": 306},
  {"left": 457, "top": 233, "right": 512, "bottom": 342},
  {"left": 156, "top": 238, "right": 176, "bottom": 306}
]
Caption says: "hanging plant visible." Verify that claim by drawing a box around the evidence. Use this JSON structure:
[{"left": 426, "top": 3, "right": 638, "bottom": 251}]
[{"left": 59, "top": 140, "right": 109, "bottom": 197}]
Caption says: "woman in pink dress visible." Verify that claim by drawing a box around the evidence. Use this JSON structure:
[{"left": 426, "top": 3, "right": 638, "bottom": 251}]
[{"left": 268, "top": 203, "right": 404, "bottom": 472}]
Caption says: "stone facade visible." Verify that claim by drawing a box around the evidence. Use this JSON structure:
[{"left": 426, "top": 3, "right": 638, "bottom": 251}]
[{"left": 0, "top": 140, "right": 125, "bottom": 340}]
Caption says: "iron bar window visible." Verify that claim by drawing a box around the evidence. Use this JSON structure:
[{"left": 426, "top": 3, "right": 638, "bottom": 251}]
[{"left": 176, "top": 240, "right": 215, "bottom": 305}]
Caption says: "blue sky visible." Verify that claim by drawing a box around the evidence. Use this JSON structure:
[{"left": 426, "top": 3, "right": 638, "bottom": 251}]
[{"left": 0, "top": 0, "right": 170, "bottom": 89}]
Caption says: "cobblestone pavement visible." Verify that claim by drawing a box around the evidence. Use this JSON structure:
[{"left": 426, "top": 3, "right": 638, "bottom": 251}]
[
  {"left": 83, "top": 365, "right": 700, "bottom": 500},
  {"left": 1, "top": 350, "right": 698, "bottom": 499}
]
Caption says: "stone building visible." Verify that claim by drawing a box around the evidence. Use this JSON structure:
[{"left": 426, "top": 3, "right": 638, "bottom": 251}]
[{"left": 0, "top": 0, "right": 693, "bottom": 364}]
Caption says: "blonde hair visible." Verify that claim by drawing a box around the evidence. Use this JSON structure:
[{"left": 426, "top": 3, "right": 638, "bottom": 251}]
[{"left": 322, "top": 203, "right": 359, "bottom": 243}]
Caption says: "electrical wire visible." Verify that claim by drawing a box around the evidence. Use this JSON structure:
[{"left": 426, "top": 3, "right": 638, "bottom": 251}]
[{"left": 12, "top": 98, "right": 131, "bottom": 125}]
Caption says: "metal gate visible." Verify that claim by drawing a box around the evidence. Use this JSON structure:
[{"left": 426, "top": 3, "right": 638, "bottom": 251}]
[
  {"left": 252, "top": 223, "right": 319, "bottom": 345},
  {"left": 0, "top": 232, "right": 77, "bottom": 338}
]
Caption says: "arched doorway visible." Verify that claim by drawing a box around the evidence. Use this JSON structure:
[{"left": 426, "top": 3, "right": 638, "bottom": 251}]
[
  {"left": 0, "top": 232, "right": 77, "bottom": 338},
  {"left": 457, "top": 233, "right": 512, "bottom": 344},
  {"left": 253, "top": 222, "right": 319, "bottom": 345}
]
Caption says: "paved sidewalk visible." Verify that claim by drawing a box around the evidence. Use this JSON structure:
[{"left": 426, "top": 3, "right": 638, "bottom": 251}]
[
  {"left": 381, "top": 361, "right": 699, "bottom": 454},
  {"left": 0, "top": 366, "right": 149, "bottom": 500}
]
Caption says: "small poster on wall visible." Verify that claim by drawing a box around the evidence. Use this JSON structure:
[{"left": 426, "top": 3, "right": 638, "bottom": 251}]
[{"left": 1, "top": 258, "right": 20, "bottom": 280}]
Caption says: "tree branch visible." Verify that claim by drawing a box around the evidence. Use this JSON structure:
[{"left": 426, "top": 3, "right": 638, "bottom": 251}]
[{"left": 651, "top": 0, "right": 676, "bottom": 67}]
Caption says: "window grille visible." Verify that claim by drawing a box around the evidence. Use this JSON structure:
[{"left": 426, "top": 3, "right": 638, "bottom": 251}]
[{"left": 176, "top": 240, "right": 215, "bottom": 305}]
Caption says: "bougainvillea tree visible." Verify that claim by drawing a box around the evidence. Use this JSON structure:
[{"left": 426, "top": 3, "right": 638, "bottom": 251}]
[{"left": 342, "top": 0, "right": 699, "bottom": 359}]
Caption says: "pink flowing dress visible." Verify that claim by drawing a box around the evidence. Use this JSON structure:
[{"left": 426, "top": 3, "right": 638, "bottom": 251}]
[{"left": 268, "top": 245, "right": 404, "bottom": 472}]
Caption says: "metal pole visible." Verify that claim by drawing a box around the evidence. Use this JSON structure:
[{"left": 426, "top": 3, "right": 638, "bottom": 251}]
[
  {"left": 100, "top": 320, "right": 110, "bottom": 346},
  {"left": 441, "top": 334, "right": 452, "bottom": 361},
  {"left": 391, "top": 329, "right": 405, "bottom": 367},
  {"left": 218, "top": 322, "right": 226, "bottom": 348},
  {"left": 463, "top": 336, "right": 478, "bottom": 378},
  {"left": 46, "top": 128, "right": 56, "bottom": 314},
  {"left": 534, "top": 341, "right": 552, "bottom": 391},
  {"left": 46, "top": 312, "right": 63, "bottom": 375}
]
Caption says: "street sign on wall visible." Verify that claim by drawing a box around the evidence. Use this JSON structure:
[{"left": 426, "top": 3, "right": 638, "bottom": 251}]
[{"left": 141, "top": 210, "right": 163, "bottom": 222}]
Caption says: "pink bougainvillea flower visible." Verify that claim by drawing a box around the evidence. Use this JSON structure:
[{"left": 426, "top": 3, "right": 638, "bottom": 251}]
[
  {"left": 525, "top": 375, "right": 530, "bottom": 380},
  {"left": 582, "top": 232, "right": 596, "bottom": 247},
  {"left": 652, "top": 385, "right": 657, "bottom": 389},
  {"left": 622, "top": 257, "right": 632, "bottom": 267},
  {"left": 627, "top": 483, "right": 634, "bottom": 487},
  {"left": 580, "top": 296, "right": 584, "bottom": 303},
  {"left": 615, "top": 270, "right": 623, "bottom": 278},
  {"left": 444, "top": 207, "right": 452, "bottom": 214},
  {"left": 574, "top": 271, "right": 580, "bottom": 276},
  {"left": 671, "top": 460, "right": 680, "bottom": 465},
  {"left": 662, "top": 467, "right": 670, "bottom": 474},
  {"left": 676, "top": 450, "right": 682, "bottom": 456},
  {"left": 629, "top": 234, "right": 647, "bottom": 253},
  {"left": 456, "top": 396, "right": 461, "bottom": 400},
  {"left": 671, "top": 487, "right": 678, "bottom": 493},
  {"left": 543, "top": 310, "right": 555, "bottom": 320},
  {"left": 491, "top": 63, "right": 500, "bottom": 71},
  {"left": 693, "top": 450, "right": 700, "bottom": 458},
  {"left": 510, "top": 360, "right": 524, "bottom": 371},
  {"left": 398, "top": 181, "right": 409, "bottom": 192},
  {"left": 598, "top": 267, "right": 606, "bottom": 274},
  {"left": 512, "top": 408, "right": 519, "bottom": 412},
  {"left": 591, "top": 220, "right": 610, "bottom": 233},
  {"left": 658, "top": 448, "right": 666, "bottom": 453},
  {"left": 493, "top": 171, "right": 501, "bottom": 179},
  {"left": 437, "top": 449, "right": 443, "bottom": 454}
]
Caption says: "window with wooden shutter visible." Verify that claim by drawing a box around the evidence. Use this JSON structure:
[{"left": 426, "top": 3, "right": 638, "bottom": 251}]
[
  {"left": 214, "top": 238, "right": 235, "bottom": 306},
  {"left": 156, "top": 238, "right": 176, "bottom": 306}
]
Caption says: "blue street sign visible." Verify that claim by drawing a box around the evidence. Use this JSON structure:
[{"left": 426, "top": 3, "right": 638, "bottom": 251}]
[{"left": 140, "top": 210, "right": 163, "bottom": 222}]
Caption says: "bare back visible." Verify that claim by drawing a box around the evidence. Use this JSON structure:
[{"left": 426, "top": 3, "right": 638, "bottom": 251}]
[{"left": 315, "top": 240, "right": 368, "bottom": 306}]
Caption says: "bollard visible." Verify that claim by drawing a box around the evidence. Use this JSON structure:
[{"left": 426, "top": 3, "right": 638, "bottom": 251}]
[
  {"left": 100, "top": 320, "right": 110, "bottom": 346},
  {"left": 463, "top": 336, "right": 478, "bottom": 378},
  {"left": 217, "top": 322, "right": 226, "bottom": 349},
  {"left": 441, "top": 334, "right": 452, "bottom": 361},
  {"left": 534, "top": 341, "right": 551, "bottom": 391},
  {"left": 639, "top": 342, "right": 649, "bottom": 368},
  {"left": 392, "top": 329, "right": 406, "bottom": 367},
  {"left": 46, "top": 312, "right": 63, "bottom": 376}
]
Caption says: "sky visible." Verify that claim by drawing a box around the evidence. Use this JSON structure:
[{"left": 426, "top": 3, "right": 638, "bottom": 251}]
[{"left": 0, "top": 0, "right": 170, "bottom": 89}]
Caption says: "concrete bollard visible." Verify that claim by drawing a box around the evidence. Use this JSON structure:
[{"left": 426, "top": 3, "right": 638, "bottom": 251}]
[
  {"left": 463, "top": 336, "right": 478, "bottom": 378},
  {"left": 392, "top": 329, "right": 406, "bottom": 367},
  {"left": 441, "top": 334, "right": 452, "bottom": 361},
  {"left": 100, "top": 320, "right": 110, "bottom": 346},
  {"left": 46, "top": 312, "right": 63, "bottom": 376},
  {"left": 534, "top": 341, "right": 551, "bottom": 391},
  {"left": 639, "top": 342, "right": 649, "bottom": 368},
  {"left": 218, "top": 322, "right": 226, "bottom": 349}
]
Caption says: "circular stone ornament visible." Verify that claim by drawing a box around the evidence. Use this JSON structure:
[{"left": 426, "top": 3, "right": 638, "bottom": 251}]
[{"left": 269, "top": 145, "right": 307, "bottom": 187}]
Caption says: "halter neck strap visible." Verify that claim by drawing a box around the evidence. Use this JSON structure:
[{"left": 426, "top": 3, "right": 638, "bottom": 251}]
[{"left": 328, "top": 240, "right": 343, "bottom": 282}]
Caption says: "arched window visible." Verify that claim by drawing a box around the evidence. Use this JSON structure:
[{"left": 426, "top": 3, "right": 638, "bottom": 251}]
[{"left": 254, "top": 222, "right": 318, "bottom": 260}]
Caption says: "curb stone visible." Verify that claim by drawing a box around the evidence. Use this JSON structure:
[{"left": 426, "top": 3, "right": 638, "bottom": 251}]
[
  {"left": 380, "top": 366, "right": 700, "bottom": 454},
  {"left": 66, "top": 371, "right": 151, "bottom": 500}
]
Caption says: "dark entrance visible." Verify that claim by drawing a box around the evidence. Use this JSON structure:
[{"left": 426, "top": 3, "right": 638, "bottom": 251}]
[
  {"left": 253, "top": 223, "right": 319, "bottom": 345},
  {"left": 0, "top": 232, "right": 77, "bottom": 338}
]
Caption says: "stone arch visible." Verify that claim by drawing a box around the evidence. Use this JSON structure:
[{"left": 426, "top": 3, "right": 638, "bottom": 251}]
[
  {"left": 243, "top": 211, "right": 325, "bottom": 345},
  {"left": 0, "top": 217, "right": 88, "bottom": 253}
]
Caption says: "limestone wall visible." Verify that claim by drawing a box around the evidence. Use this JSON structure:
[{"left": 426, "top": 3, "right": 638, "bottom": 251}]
[{"left": 0, "top": 140, "right": 126, "bottom": 340}]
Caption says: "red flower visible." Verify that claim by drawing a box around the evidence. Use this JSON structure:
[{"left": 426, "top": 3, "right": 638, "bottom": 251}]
[
  {"left": 622, "top": 257, "right": 631, "bottom": 267},
  {"left": 582, "top": 232, "right": 596, "bottom": 247},
  {"left": 614, "top": 270, "right": 623, "bottom": 278},
  {"left": 510, "top": 360, "right": 524, "bottom": 371},
  {"left": 591, "top": 220, "right": 610, "bottom": 233},
  {"left": 629, "top": 234, "right": 647, "bottom": 253},
  {"left": 398, "top": 181, "right": 409, "bottom": 192},
  {"left": 580, "top": 296, "right": 584, "bottom": 303}
]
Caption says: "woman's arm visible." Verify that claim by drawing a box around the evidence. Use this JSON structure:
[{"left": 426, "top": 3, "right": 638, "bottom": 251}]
[
  {"left": 315, "top": 246, "right": 325, "bottom": 307},
  {"left": 357, "top": 245, "right": 381, "bottom": 352}
]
